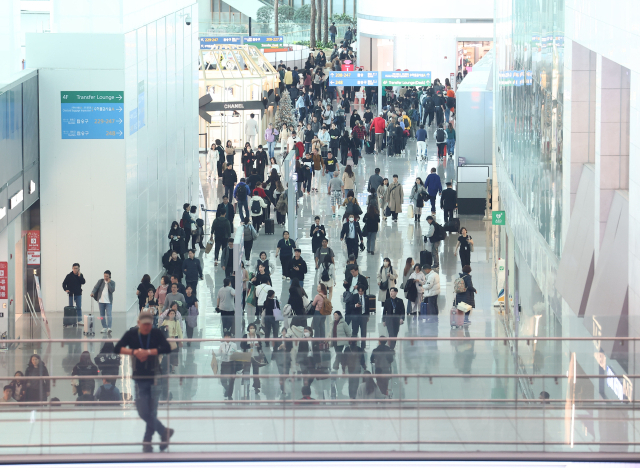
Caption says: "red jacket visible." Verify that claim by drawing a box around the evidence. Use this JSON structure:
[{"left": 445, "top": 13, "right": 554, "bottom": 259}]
[
  {"left": 371, "top": 116, "right": 386, "bottom": 134},
  {"left": 252, "top": 187, "right": 267, "bottom": 199},
  {"left": 352, "top": 125, "right": 365, "bottom": 140}
]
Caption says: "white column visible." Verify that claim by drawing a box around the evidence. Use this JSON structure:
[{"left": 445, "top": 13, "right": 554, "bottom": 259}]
[{"left": 0, "top": 0, "right": 21, "bottom": 83}]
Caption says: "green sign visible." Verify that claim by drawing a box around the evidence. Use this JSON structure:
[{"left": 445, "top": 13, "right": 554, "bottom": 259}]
[
  {"left": 381, "top": 71, "right": 431, "bottom": 87},
  {"left": 492, "top": 211, "right": 506, "bottom": 225},
  {"left": 61, "top": 91, "right": 124, "bottom": 103}
]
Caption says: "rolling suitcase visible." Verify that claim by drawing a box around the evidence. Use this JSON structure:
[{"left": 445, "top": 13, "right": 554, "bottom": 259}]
[
  {"left": 445, "top": 211, "right": 460, "bottom": 233},
  {"left": 264, "top": 219, "right": 275, "bottom": 235},
  {"left": 420, "top": 301, "right": 429, "bottom": 317},
  {"left": 450, "top": 304, "right": 464, "bottom": 328},
  {"left": 84, "top": 302, "right": 96, "bottom": 335},
  {"left": 63, "top": 306, "right": 77, "bottom": 327},
  {"left": 367, "top": 294, "right": 376, "bottom": 314},
  {"left": 365, "top": 140, "right": 374, "bottom": 154},
  {"left": 419, "top": 250, "right": 432, "bottom": 268}
]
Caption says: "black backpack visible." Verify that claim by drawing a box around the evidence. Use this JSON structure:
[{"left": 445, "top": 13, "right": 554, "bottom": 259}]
[
  {"left": 321, "top": 265, "right": 330, "bottom": 282},
  {"left": 236, "top": 183, "right": 247, "bottom": 200},
  {"left": 436, "top": 128, "right": 445, "bottom": 142},
  {"left": 251, "top": 199, "right": 262, "bottom": 215},
  {"left": 431, "top": 222, "right": 446, "bottom": 242}
]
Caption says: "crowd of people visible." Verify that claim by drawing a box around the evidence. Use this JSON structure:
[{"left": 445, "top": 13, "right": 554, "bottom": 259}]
[{"left": 5, "top": 61, "right": 482, "bottom": 452}]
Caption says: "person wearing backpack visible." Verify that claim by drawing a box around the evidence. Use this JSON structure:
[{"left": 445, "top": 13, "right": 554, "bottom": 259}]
[
  {"left": 311, "top": 283, "right": 330, "bottom": 338},
  {"left": 426, "top": 216, "right": 445, "bottom": 270},
  {"left": 95, "top": 378, "right": 122, "bottom": 403},
  {"left": 233, "top": 178, "right": 251, "bottom": 222},
  {"left": 434, "top": 124, "right": 447, "bottom": 159},
  {"left": 454, "top": 265, "right": 476, "bottom": 325},
  {"left": 249, "top": 189, "right": 268, "bottom": 232}
]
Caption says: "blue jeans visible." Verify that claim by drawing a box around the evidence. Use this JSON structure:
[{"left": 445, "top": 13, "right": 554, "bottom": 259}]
[
  {"left": 445, "top": 107, "right": 450, "bottom": 123},
  {"left": 447, "top": 139, "right": 455, "bottom": 155},
  {"left": 330, "top": 33, "right": 336, "bottom": 43},
  {"left": 68, "top": 294, "right": 82, "bottom": 320},
  {"left": 237, "top": 197, "right": 250, "bottom": 222},
  {"left": 99, "top": 303, "right": 112, "bottom": 329},
  {"left": 135, "top": 379, "right": 166, "bottom": 442},
  {"left": 267, "top": 141, "right": 276, "bottom": 159}
]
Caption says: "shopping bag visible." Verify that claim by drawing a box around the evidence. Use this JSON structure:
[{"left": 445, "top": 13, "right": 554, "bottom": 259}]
[{"left": 407, "top": 204, "right": 414, "bottom": 218}]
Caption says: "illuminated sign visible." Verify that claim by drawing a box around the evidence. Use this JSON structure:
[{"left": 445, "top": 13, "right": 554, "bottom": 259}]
[
  {"left": 380, "top": 71, "right": 431, "bottom": 86},
  {"left": 328, "top": 71, "right": 379, "bottom": 87},
  {"left": 61, "top": 92, "right": 125, "bottom": 139},
  {"left": 200, "top": 37, "right": 242, "bottom": 49}
]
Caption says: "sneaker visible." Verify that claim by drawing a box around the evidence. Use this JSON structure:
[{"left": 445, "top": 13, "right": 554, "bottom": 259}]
[
  {"left": 159, "top": 428, "right": 174, "bottom": 451},
  {"left": 101, "top": 329, "right": 107, "bottom": 334},
  {"left": 142, "top": 442, "right": 153, "bottom": 453},
  {"left": 464, "top": 318, "right": 471, "bottom": 325},
  {"left": 77, "top": 322, "right": 84, "bottom": 326},
  {"left": 107, "top": 328, "right": 112, "bottom": 334}
]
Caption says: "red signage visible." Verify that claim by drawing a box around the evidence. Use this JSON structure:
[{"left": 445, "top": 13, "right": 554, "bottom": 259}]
[
  {"left": 27, "top": 230, "right": 40, "bottom": 266},
  {"left": 0, "top": 262, "right": 7, "bottom": 300},
  {"left": 341, "top": 60, "right": 354, "bottom": 72}
]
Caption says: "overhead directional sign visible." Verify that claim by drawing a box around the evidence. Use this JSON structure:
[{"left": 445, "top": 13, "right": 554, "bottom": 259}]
[
  {"left": 60, "top": 91, "right": 124, "bottom": 139},
  {"left": 328, "top": 71, "right": 379, "bottom": 87},
  {"left": 200, "top": 36, "right": 242, "bottom": 49},
  {"left": 381, "top": 71, "right": 431, "bottom": 86},
  {"left": 243, "top": 36, "right": 286, "bottom": 51}
]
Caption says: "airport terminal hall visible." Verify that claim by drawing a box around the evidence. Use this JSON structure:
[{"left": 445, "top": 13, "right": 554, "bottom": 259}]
[{"left": 1, "top": 0, "right": 640, "bottom": 466}]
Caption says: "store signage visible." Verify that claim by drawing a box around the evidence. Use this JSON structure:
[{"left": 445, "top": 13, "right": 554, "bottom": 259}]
[
  {"left": 29, "top": 180, "right": 36, "bottom": 194},
  {"left": 10, "top": 190, "right": 23, "bottom": 209},
  {"left": 26, "top": 230, "right": 40, "bottom": 266},
  {"left": 200, "top": 36, "right": 242, "bottom": 49},
  {"left": 492, "top": 211, "right": 506, "bottom": 225},
  {"left": 0, "top": 262, "right": 7, "bottom": 299},
  {"left": 61, "top": 91, "right": 124, "bottom": 139},
  {"left": 203, "top": 101, "right": 265, "bottom": 112},
  {"left": 328, "top": 71, "right": 379, "bottom": 87},
  {"left": 381, "top": 71, "right": 431, "bottom": 86}
]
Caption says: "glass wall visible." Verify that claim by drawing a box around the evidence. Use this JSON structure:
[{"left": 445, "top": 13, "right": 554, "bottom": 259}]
[{"left": 495, "top": 0, "right": 564, "bottom": 257}]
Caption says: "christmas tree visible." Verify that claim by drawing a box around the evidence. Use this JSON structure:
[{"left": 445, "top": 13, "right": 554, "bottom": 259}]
[{"left": 275, "top": 89, "right": 297, "bottom": 130}]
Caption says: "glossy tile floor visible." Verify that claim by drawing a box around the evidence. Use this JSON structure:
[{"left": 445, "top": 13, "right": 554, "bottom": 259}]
[{"left": 1, "top": 133, "right": 631, "bottom": 458}]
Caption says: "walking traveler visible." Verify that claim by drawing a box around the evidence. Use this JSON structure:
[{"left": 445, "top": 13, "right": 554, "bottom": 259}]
[
  {"left": 63, "top": 263, "right": 86, "bottom": 325},
  {"left": 91, "top": 270, "right": 116, "bottom": 334}
]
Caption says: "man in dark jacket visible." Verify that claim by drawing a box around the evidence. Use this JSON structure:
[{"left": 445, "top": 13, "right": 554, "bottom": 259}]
[
  {"left": 219, "top": 196, "right": 235, "bottom": 233},
  {"left": 424, "top": 167, "right": 442, "bottom": 216},
  {"left": 222, "top": 167, "right": 238, "bottom": 202},
  {"left": 367, "top": 168, "right": 384, "bottom": 194},
  {"left": 211, "top": 211, "right": 232, "bottom": 264},
  {"left": 62, "top": 262, "right": 86, "bottom": 324},
  {"left": 340, "top": 215, "right": 364, "bottom": 259},
  {"left": 288, "top": 249, "right": 308, "bottom": 283},
  {"left": 343, "top": 341, "right": 366, "bottom": 399},
  {"left": 345, "top": 285, "right": 368, "bottom": 349},
  {"left": 181, "top": 203, "right": 192, "bottom": 247},
  {"left": 182, "top": 249, "right": 203, "bottom": 294},
  {"left": 371, "top": 339, "right": 394, "bottom": 395},
  {"left": 343, "top": 264, "right": 368, "bottom": 294},
  {"left": 382, "top": 287, "right": 405, "bottom": 350},
  {"left": 115, "top": 310, "right": 173, "bottom": 452},
  {"left": 440, "top": 181, "right": 457, "bottom": 224}
]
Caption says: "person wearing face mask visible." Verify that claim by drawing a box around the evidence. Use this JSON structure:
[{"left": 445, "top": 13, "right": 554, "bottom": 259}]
[
  {"left": 297, "top": 326, "right": 320, "bottom": 387},
  {"left": 339, "top": 214, "right": 364, "bottom": 260},
  {"left": 383, "top": 287, "right": 405, "bottom": 350},
  {"left": 409, "top": 177, "right": 427, "bottom": 223},
  {"left": 217, "top": 331, "right": 238, "bottom": 400},
  {"left": 377, "top": 258, "right": 398, "bottom": 304},
  {"left": 240, "top": 324, "right": 262, "bottom": 395}
]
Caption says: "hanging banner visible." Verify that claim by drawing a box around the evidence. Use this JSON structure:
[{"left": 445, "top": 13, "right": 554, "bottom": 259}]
[
  {"left": 0, "top": 262, "right": 7, "bottom": 348},
  {"left": 26, "top": 230, "right": 40, "bottom": 266}
]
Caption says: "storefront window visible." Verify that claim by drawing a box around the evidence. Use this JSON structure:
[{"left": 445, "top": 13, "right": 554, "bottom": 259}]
[{"left": 495, "top": 0, "right": 564, "bottom": 256}]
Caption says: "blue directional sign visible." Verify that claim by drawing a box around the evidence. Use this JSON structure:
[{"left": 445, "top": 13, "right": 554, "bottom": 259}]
[
  {"left": 200, "top": 36, "right": 242, "bottom": 49},
  {"left": 242, "top": 36, "right": 284, "bottom": 47},
  {"left": 328, "top": 71, "right": 379, "bottom": 87},
  {"left": 60, "top": 91, "right": 124, "bottom": 140},
  {"left": 380, "top": 71, "right": 431, "bottom": 86}
]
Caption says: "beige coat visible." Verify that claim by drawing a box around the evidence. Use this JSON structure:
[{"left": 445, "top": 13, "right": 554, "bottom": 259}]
[
  {"left": 386, "top": 181, "right": 404, "bottom": 213},
  {"left": 376, "top": 266, "right": 398, "bottom": 302}
]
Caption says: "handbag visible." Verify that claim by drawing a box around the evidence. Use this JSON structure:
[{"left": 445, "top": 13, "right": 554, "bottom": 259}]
[
  {"left": 407, "top": 204, "right": 414, "bottom": 218},
  {"left": 252, "top": 350, "right": 269, "bottom": 368},
  {"left": 384, "top": 206, "right": 391, "bottom": 217},
  {"left": 379, "top": 280, "right": 389, "bottom": 291},
  {"left": 283, "top": 304, "right": 294, "bottom": 318},
  {"left": 457, "top": 302, "right": 472, "bottom": 313}
]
